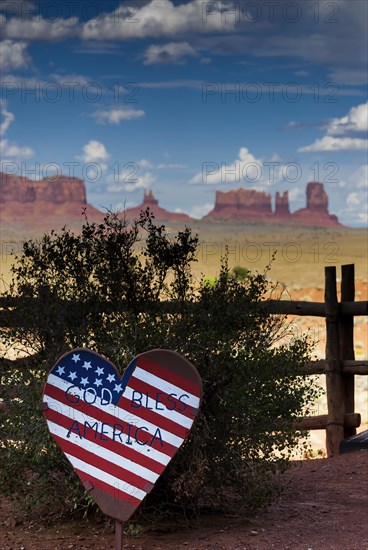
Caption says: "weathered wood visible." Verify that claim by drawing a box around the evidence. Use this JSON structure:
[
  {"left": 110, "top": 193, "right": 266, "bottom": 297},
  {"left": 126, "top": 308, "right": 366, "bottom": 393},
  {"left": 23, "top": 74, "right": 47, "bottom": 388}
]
[
  {"left": 0, "top": 296, "right": 367, "bottom": 320},
  {"left": 340, "top": 301, "right": 368, "bottom": 316},
  {"left": 115, "top": 521, "right": 123, "bottom": 550},
  {"left": 325, "top": 266, "right": 345, "bottom": 457},
  {"left": 342, "top": 360, "right": 368, "bottom": 375},
  {"left": 167, "top": 299, "right": 367, "bottom": 316},
  {"left": 340, "top": 264, "right": 356, "bottom": 437},
  {"left": 294, "top": 412, "right": 361, "bottom": 431},
  {"left": 261, "top": 300, "right": 326, "bottom": 316},
  {"left": 302, "top": 360, "right": 368, "bottom": 376},
  {"left": 301, "top": 360, "right": 327, "bottom": 374}
]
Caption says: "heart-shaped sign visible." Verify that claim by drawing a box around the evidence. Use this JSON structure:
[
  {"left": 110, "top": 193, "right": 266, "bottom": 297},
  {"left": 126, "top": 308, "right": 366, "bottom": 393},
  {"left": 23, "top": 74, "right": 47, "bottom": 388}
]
[{"left": 42, "top": 348, "right": 202, "bottom": 521}]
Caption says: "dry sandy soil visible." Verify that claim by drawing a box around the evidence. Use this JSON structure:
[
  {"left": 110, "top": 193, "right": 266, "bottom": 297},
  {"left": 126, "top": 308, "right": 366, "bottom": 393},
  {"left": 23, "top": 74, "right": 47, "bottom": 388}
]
[
  {"left": 1, "top": 223, "right": 367, "bottom": 549},
  {"left": 1, "top": 450, "right": 367, "bottom": 550},
  {"left": 2, "top": 223, "right": 367, "bottom": 289}
]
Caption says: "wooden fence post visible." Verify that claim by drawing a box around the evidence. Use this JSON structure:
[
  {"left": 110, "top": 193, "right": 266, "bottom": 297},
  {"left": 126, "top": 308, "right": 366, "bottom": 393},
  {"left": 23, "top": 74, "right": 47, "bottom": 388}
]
[
  {"left": 325, "top": 266, "right": 345, "bottom": 457},
  {"left": 340, "top": 264, "right": 356, "bottom": 438}
]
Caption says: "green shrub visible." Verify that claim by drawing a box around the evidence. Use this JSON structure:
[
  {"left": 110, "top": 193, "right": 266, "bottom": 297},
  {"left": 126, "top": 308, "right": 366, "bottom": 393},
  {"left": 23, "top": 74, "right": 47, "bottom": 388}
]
[
  {"left": 0, "top": 211, "right": 319, "bottom": 517},
  {"left": 232, "top": 265, "right": 249, "bottom": 281}
]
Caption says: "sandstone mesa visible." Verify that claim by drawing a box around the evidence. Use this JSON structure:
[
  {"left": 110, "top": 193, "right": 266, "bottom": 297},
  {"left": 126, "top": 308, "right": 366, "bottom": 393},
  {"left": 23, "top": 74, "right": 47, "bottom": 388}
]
[
  {"left": 0, "top": 172, "right": 342, "bottom": 228},
  {"left": 204, "top": 182, "right": 341, "bottom": 227}
]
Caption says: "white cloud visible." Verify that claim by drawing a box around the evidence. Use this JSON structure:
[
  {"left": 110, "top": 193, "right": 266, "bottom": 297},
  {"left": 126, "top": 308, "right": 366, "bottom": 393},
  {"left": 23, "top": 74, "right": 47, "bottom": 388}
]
[
  {"left": 78, "top": 140, "right": 110, "bottom": 171},
  {"left": 50, "top": 72, "right": 90, "bottom": 86},
  {"left": 157, "top": 163, "right": 188, "bottom": 169},
  {"left": 138, "top": 159, "right": 153, "bottom": 169},
  {"left": 0, "top": 99, "right": 14, "bottom": 135},
  {"left": 188, "top": 202, "right": 213, "bottom": 219},
  {"left": 343, "top": 189, "right": 368, "bottom": 225},
  {"left": 299, "top": 103, "right": 368, "bottom": 152},
  {"left": 288, "top": 187, "right": 304, "bottom": 201},
  {"left": 107, "top": 170, "right": 156, "bottom": 193},
  {"left": 355, "top": 164, "right": 368, "bottom": 189},
  {"left": 110, "top": 157, "right": 187, "bottom": 172},
  {"left": 92, "top": 108, "right": 145, "bottom": 125},
  {"left": 328, "top": 68, "right": 368, "bottom": 85},
  {"left": 125, "top": 172, "right": 156, "bottom": 192},
  {"left": 253, "top": 1, "right": 367, "bottom": 73},
  {"left": 190, "top": 147, "right": 285, "bottom": 186},
  {"left": 0, "top": 100, "right": 34, "bottom": 160},
  {"left": 334, "top": 164, "right": 368, "bottom": 227},
  {"left": 327, "top": 103, "right": 368, "bottom": 136},
  {"left": 298, "top": 136, "right": 367, "bottom": 152},
  {"left": 1, "top": 14, "right": 78, "bottom": 40},
  {"left": 346, "top": 192, "right": 361, "bottom": 207},
  {"left": 82, "top": 0, "right": 237, "bottom": 40},
  {"left": 0, "top": 139, "right": 33, "bottom": 158},
  {"left": 356, "top": 212, "right": 368, "bottom": 224},
  {"left": 1, "top": 72, "right": 94, "bottom": 101},
  {"left": 0, "top": 39, "right": 29, "bottom": 71},
  {"left": 340, "top": 188, "right": 368, "bottom": 227},
  {"left": 1, "top": 73, "right": 49, "bottom": 90},
  {"left": 144, "top": 42, "right": 197, "bottom": 65}
]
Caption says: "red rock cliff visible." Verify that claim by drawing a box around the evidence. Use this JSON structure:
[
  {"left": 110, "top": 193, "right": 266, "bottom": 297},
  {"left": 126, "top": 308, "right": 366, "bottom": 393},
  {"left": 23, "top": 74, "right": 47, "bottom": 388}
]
[
  {"left": 275, "top": 191, "right": 290, "bottom": 217},
  {"left": 0, "top": 172, "right": 86, "bottom": 204},
  {"left": 204, "top": 182, "right": 342, "bottom": 226},
  {"left": 292, "top": 182, "right": 340, "bottom": 226},
  {"left": 124, "top": 190, "right": 192, "bottom": 222},
  {"left": 0, "top": 171, "right": 102, "bottom": 228},
  {"left": 205, "top": 189, "right": 272, "bottom": 219}
]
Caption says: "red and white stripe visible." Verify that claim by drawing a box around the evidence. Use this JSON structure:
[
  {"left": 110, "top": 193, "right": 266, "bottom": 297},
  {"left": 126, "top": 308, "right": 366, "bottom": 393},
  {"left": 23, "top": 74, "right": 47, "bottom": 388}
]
[{"left": 43, "top": 357, "right": 201, "bottom": 506}]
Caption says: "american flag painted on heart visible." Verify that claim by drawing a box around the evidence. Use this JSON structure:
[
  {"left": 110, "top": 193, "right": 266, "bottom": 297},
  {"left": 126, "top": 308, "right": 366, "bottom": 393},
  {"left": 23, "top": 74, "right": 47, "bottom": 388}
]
[{"left": 42, "top": 348, "right": 202, "bottom": 521}]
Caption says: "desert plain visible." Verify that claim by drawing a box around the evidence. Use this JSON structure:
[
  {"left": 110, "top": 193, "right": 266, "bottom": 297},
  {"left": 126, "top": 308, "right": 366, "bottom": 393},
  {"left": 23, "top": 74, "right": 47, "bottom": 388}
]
[{"left": 0, "top": 220, "right": 367, "bottom": 454}]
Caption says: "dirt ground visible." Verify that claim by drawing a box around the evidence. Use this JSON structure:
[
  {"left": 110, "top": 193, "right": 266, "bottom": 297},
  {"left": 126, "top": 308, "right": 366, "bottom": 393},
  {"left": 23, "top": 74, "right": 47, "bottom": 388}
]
[
  {"left": 1, "top": 231, "right": 366, "bottom": 549},
  {"left": 1, "top": 450, "right": 367, "bottom": 550}
]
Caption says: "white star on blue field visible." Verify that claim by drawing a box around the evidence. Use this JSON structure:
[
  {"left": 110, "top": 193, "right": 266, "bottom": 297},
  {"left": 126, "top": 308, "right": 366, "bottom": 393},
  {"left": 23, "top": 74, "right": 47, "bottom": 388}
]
[
  {"left": 0, "top": 0, "right": 367, "bottom": 226},
  {"left": 50, "top": 349, "right": 122, "bottom": 404}
]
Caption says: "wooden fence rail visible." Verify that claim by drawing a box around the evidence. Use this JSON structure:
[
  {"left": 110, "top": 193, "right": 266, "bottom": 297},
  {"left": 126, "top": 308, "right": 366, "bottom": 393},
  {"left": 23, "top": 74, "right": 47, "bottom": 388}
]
[{"left": 0, "top": 263, "right": 366, "bottom": 457}]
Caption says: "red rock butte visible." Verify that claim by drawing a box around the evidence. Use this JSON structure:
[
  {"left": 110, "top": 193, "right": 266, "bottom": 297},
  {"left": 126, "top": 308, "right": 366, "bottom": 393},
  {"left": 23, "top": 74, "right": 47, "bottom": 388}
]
[
  {"left": 124, "top": 190, "right": 192, "bottom": 222},
  {"left": 0, "top": 172, "right": 342, "bottom": 228},
  {"left": 0, "top": 173, "right": 193, "bottom": 227},
  {"left": 204, "top": 182, "right": 342, "bottom": 227},
  {"left": 0, "top": 172, "right": 102, "bottom": 227}
]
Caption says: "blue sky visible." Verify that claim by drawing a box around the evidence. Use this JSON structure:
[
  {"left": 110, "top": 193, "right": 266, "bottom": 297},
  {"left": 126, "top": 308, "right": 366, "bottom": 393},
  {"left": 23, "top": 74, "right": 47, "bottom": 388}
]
[{"left": 0, "top": 0, "right": 367, "bottom": 225}]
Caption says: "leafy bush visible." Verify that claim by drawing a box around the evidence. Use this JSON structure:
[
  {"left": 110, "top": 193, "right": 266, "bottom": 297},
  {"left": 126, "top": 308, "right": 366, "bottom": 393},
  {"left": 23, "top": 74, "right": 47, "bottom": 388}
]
[
  {"left": 232, "top": 265, "right": 249, "bottom": 281},
  {"left": 0, "top": 211, "right": 319, "bottom": 517}
]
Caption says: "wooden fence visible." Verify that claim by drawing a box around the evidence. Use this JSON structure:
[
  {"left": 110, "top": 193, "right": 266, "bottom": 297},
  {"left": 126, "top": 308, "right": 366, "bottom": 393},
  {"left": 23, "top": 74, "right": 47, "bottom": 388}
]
[
  {"left": 0, "top": 263, "right": 367, "bottom": 457},
  {"left": 275, "top": 263, "right": 368, "bottom": 457}
]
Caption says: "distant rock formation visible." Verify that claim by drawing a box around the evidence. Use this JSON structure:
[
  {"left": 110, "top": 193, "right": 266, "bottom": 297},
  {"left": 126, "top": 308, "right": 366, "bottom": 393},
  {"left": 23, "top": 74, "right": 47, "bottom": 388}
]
[
  {"left": 208, "top": 189, "right": 272, "bottom": 219},
  {"left": 0, "top": 172, "right": 102, "bottom": 228},
  {"left": 293, "top": 182, "right": 340, "bottom": 225},
  {"left": 143, "top": 189, "right": 159, "bottom": 208},
  {"left": 0, "top": 173, "right": 191, "bottom": 230},
  {"left": 0, "top": 171, "right": 342, "bottom": 230},
  {"left": 205, "top": 182, "right": 342, "bottom": 226},
  {"left": 1, "top": 172, "right": 87, "bottom": 205},
  {"left": 275, "top": 191, "right": 290, "bottom": 217},
  {"left": 124, "top": 189, "right": 192, "bottom": 222}
]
